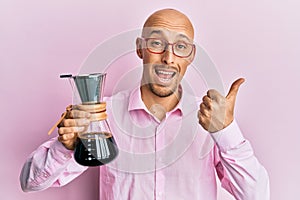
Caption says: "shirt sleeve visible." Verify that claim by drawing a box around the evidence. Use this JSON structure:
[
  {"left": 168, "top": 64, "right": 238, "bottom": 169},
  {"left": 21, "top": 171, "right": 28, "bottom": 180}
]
[
  {"left": 20, "top": 137, "right": 88, "bottom": 192},
  {"left": 211, "top": 120, "right": 270, "bottom": 200}
]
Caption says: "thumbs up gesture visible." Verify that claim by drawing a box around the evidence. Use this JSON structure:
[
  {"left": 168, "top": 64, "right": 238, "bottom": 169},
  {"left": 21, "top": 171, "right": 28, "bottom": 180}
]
[{"left": 198, "top": 78, "right": 245, "bottom": 133}]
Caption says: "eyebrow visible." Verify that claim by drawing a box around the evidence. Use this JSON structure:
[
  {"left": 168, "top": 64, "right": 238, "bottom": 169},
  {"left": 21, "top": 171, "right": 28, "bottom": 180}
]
[
  {"left": 177, "top": 34, "right": 192, "bottom": 42},
  {"left": 149, "top": 30, "right": 163, "bottom": 36},
  {"left": 148, "top": 30, "right": 192, "bottom": 42}
]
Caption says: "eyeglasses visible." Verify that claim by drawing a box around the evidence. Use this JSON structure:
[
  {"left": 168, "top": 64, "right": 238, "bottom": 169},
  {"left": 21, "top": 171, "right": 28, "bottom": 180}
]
[{"left": 142, "top": 38, "right": 195, "bottom": 58}]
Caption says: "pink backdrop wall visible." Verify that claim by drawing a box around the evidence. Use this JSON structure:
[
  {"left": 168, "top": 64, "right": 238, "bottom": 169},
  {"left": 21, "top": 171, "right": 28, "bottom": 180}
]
[{"left": 1, "top": 0, "right": 299, "bottom": 199}]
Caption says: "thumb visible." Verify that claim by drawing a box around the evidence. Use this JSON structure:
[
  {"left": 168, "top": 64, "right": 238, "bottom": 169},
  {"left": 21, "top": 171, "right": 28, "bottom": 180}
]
[{"left": 226, "top": 78, "right": 245, "bottom": 99}]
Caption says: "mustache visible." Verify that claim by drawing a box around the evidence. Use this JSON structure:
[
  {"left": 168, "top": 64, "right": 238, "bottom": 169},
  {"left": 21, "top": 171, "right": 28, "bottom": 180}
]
[{"left": 153, "top": 64, "right": 178, "bottom": 72}]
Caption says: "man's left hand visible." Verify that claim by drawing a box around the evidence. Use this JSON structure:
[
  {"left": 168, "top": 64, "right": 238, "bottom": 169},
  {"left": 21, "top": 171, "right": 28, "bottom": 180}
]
[{"left": 198, "top": 78, "right": 245, "bottom": 133}]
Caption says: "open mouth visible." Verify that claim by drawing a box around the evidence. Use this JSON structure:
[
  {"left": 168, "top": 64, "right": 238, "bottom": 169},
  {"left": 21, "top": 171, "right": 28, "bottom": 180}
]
[{"left": 154, "top": 68, "right": 177, "bottom": 84}]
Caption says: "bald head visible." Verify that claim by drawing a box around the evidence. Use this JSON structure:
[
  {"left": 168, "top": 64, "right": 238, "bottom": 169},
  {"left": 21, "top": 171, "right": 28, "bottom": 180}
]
[{"left": 142, "top": 9, "right": 194, "bottom": 40}]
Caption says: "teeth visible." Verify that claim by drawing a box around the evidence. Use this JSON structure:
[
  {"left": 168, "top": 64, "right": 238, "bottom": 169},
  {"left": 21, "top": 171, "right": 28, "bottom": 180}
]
[
  {"left": 159, "top": 78, "right": 170, "bottom": 83},
  {"left": 157, "top": 70, "right": 174, "bottom": 75}
]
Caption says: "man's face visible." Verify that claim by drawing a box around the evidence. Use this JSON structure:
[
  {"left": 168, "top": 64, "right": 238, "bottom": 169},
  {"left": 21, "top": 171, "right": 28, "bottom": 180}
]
[
  {"left": 136, "top": 9, "right": 195, "bottom": 98},
  {"left": 139, "top": 29, "right": 195, "bottom": 97}
]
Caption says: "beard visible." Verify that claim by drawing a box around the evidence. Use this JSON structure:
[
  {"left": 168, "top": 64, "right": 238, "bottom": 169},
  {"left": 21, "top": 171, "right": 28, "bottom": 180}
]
[
  {"left": 148, "top": 81, "right": 178, "bottom": 97},
  {"left": 142, "top": 63, "right": 181, "bottom": 97}
]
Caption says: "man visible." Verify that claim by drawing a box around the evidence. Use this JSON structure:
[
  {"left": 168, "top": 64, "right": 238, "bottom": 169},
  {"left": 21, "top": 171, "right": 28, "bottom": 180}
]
[{"left": 20, "top": 8, "right": 270, "bottom": 199}]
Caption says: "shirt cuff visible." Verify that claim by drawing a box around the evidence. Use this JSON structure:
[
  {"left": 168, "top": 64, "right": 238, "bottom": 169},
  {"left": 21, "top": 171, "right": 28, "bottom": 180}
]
[
  {"left": 50, "top": 139, "right": 74, "bottom": 163},
  {"left": 210, "top": 119, "right": 245, "bottom": 152}
]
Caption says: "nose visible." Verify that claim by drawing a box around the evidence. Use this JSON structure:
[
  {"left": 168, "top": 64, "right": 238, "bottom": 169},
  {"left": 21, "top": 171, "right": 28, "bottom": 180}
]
[{"left": 161, "top": 45, "right": 175, "bottom": 65}]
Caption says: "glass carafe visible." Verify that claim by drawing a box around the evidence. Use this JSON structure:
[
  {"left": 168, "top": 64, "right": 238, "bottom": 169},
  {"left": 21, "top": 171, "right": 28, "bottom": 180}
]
[{"left": 61, "top": 73, "right": 118, "bottom": 166}]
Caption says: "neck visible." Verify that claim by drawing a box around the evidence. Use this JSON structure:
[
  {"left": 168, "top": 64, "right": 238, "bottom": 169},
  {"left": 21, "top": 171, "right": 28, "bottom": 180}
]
[{"left": 140, "top": 84, "right": 181, "bottom": 121}]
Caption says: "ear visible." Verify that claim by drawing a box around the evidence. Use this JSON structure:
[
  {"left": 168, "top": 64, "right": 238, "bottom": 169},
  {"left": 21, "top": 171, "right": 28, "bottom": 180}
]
[{"left": 136, "top": 37, "right": 143, "bottom": 59}]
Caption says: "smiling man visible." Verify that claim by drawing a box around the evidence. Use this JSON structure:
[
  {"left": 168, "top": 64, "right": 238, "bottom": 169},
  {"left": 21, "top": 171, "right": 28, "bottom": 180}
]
[
  {"left": 137, "top": 10, "right": 196, "bottom": 120},
  {"left": 20, "top": 8, "right": 270, "bottom": 200}
]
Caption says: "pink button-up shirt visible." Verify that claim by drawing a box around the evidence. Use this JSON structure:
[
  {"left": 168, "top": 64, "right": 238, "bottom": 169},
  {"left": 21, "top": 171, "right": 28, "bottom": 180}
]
[{"left": 20, "top": 86, "right": 270, "bottom": 200}]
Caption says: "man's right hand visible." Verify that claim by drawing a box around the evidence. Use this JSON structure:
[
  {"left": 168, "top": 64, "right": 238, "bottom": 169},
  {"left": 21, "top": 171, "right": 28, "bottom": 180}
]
[{"left": 57, "top": 109, "right": 91, "bottom": 150}]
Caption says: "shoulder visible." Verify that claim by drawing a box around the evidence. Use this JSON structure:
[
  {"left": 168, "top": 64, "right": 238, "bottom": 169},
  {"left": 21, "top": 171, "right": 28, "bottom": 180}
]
[
  {"left": 181, "top": 87, "right": 203, "bottom": 108},
  {"left": 103, "top": 89, "right": 136, "bottom": 113}
]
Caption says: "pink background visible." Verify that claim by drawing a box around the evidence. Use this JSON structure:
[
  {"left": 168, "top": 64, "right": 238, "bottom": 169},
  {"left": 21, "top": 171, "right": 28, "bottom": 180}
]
[{"left": 1, "top": 0, "right": 299, "bottom": 199}]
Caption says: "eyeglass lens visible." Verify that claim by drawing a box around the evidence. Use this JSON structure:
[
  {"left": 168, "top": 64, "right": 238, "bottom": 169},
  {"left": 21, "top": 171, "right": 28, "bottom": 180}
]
[{"left": 146, "top": 38, "right": 193, "bottom": 57}]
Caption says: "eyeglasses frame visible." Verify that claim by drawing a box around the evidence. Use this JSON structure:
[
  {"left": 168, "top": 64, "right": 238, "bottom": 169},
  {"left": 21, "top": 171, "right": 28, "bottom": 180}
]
[{"left": 141, "top": 37, "right": 195, "bottom": 58}]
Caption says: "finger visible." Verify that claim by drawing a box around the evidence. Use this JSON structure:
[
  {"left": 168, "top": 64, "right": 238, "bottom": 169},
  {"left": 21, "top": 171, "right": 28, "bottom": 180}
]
[
  {"left": 58, "top": 126, "right": 85, "bottom": 135},
  {"left": 68, "top": 110, "right": 91, "bottom": 119},
  {"left": 202, "top": 95, "right": 212, "bottom": 109},
  {"left": 207, "top": 89, "right": 223, "bottom": 102},
  {"left": 226, "top": 78, "right": 245, "bottom": 99},
  {"left": 198, "top": 111, "right": 209, "bottom": 129},
  {"left": 63, "top": 118, "right": 90, "bottom": 127},
  {"left": 58, "top": 132, "right": 76, "bottom": 141},
  {"left": 199, "top": 102, "right": 210, "bottom": 117},
  {"left": 58, "top": 134, "right": 77, "bottom": 150}
]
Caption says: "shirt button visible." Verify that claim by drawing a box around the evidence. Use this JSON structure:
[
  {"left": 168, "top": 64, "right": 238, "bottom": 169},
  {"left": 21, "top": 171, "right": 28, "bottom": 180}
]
[
  {"left": 42, "top": 172, "right": 49, "bottom": 178},
  {"left": 64, "top": 154, "right": 71, "bottom": 159}
]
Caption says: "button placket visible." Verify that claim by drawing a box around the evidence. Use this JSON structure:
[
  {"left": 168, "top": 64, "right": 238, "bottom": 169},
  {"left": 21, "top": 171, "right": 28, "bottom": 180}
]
[
  {"left": 155, "top": 123, "right": 166, "bottom": 200},
  {"left": 155, "top": 170, "right": 165, "bottom": 200}
]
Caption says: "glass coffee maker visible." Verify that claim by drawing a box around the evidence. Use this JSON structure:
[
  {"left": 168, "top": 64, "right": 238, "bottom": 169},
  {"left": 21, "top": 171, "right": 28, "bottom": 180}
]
[{"left": 60, "top": 73, "right": 118, "bottom": 166}]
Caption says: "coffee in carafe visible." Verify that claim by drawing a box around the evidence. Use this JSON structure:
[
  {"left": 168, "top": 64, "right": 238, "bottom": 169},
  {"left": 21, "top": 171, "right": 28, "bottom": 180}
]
[{"left": 61, "top": 73, "right": 118, "bottom": 166}]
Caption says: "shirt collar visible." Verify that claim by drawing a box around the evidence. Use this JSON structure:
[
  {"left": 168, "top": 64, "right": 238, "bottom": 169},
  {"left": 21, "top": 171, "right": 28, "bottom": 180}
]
[
  {"left": 128, "top": 85, "right": 196, "bottom": 117},
  {"left": 128, "top": 86, "right": 149, "bottom": 112}
]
